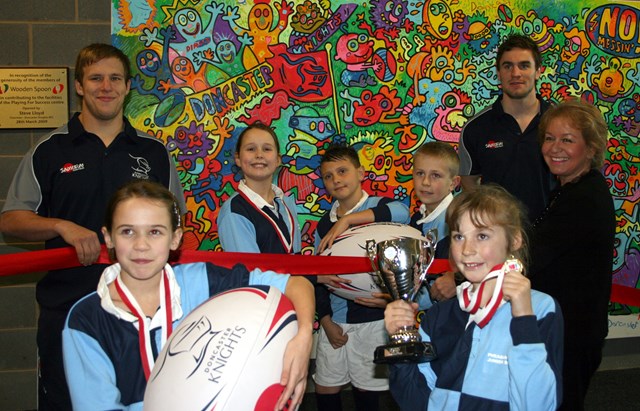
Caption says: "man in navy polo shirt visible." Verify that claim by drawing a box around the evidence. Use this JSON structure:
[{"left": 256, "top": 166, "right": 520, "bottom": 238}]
[
  {"left": 458, "top": 34, "right": 554, "bottom": 223},
  {"left": 0, "top": 43, "right": 185, "bottom": 410}
]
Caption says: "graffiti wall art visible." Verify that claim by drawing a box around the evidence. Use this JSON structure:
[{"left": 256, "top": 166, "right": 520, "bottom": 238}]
[{"left": 112, "top": 0, "right": 640, "bottom": 319}]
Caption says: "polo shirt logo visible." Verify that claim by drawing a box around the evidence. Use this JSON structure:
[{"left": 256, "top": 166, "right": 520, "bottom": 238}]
[
  {"left": 485, "top": 140, "right": 504, "bottom": 149},
  {"left": 487, "top": 352, "right": 508, "bottom": 365},
  {"left": 130, "top": 154, "right": 151, "bottom": 179},
  {"left": 60, "top": 163, "right": 85, "bottom": 174}
]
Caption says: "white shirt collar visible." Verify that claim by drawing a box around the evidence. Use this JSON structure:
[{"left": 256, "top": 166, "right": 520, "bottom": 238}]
[
  {"left": 97, "top": 263, "right": 183, "bottom": 324},
  {"left": 238, "top": 179, "right": 285, "bottom": 210},
  {"left": 329, "top": 190, "right": 369, "bottom": 223},
  {"left": 416, "top": 193, "right": 454, "bottom": 225}
]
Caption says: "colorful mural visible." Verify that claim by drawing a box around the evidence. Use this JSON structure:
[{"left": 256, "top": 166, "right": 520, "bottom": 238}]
[{"left": 112, "top": 0, "right": 640, "bottom": 316}]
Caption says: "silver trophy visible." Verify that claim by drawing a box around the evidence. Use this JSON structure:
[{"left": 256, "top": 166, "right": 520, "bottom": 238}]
[{"left": 366, "top": 230, "right": 438, "bottom": 364}]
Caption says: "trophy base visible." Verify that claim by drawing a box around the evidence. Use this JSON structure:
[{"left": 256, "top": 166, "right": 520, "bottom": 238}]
[{"left": 373, "top": 342, "right": 436, "bottom": 364}]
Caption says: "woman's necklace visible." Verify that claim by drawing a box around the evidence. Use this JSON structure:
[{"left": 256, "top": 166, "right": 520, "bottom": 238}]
[{"left": 532, "top": 188, "right": 562, "bottom": 229}]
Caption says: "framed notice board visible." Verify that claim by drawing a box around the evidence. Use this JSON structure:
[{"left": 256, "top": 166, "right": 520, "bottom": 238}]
[{"left": 0, "top": 67, "right": 69, "bottom": 129}]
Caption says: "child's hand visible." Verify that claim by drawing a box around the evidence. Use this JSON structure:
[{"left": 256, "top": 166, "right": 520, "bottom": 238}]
[
  {"left": 322, "top": 319, "right": 348, "bottom": 349},
  {"left": 384, "top": 300, "right": 418, "bottom": 335},
  {"left": 429, "top": 271, "right": 457, "bottom": 301},
  {"left": 318, "top": 217, "right": 351, "bottom": 253},
  {"left": 354, "top": 292, "right": 391, "bottom": 308},
  {"left": 316, "top": 275, "right": 351, "bottom": 288},
  {"left": 502, "top": 270, "right": 534, "bottom": 317},
  {"left": 276, "top": 330, "right": 312, "bottom": 411}
]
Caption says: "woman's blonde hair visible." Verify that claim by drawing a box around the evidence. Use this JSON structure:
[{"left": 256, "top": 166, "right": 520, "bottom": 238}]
[{"left": 539, "top": 99, "right": 608, "bottom": 169}]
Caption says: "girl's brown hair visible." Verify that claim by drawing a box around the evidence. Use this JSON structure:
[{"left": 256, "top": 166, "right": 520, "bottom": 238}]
[
  {"left": 446, "top": 184, "right": 529, "bottom": 269},
  {"left": 235, "top": 122, "right": 281, "bottom": 154},
  {"left": 104, "top": 180, "right": 181, "bottom": 233}
]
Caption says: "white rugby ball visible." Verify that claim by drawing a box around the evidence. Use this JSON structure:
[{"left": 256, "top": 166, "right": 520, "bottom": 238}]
[
  {"left": 322, "top": 222, "right": 426, "bottom": 300},
  {"left": 144, "top": 286, "right": 298, "bottom": 411}
]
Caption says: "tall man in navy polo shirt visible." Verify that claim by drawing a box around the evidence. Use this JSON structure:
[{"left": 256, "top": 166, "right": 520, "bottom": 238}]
[
  {"left": 0, "top": 43, "right": 185, "bottom": 410},
  {"left": 458, "top": 34, "right": 554, "bottom": 223}
]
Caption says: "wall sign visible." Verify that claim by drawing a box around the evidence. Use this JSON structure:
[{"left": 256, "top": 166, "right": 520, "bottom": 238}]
[{"left": 0, "top": 67, "right": 68, "bottom": 129}]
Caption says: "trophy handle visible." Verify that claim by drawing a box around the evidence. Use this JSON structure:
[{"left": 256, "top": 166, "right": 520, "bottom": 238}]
[
  {"left": 366, "top": 239, "right": 378, "bottom": 273},
  {"left": 425, "top": 228, "right": 438, "bottom": 249},
  {"left": 411, "top": 230, "right": 438, "bottom": 301}
]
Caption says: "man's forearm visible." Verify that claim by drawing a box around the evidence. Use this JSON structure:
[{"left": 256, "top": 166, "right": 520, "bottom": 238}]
[{"left": 0, "top": 210, "right": 66, "bottom": 241}]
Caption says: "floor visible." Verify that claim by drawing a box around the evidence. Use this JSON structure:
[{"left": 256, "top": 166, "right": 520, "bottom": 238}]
[{"left": 299, "top": 367, "right": 640, "bottom": 410}]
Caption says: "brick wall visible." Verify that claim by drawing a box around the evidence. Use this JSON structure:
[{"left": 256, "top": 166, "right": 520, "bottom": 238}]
[{"left": 0, "top": 1, "right": 110, "bottom": 409}]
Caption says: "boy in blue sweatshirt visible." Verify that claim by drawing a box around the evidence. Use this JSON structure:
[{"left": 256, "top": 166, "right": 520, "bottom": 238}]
[{"left": 410, "top": 142, "right": 461, "bottom": 308}]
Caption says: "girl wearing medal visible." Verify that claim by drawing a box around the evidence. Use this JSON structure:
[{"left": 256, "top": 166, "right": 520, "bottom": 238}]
[
  {"left": 217, "top": 123, "right": 301, "bottom": 254},
  {"left": 62, "top": 180, "right": 314, "bottom": 410},
  {"left": 384, "top": 184, "right": 564, "bottom": 410}
]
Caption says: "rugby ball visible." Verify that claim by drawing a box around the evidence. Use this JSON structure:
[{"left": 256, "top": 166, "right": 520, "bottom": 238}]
[
  {"left": 144, "top": 286, "right": 297, "bottom": 411},
  {"left": 322, "top": 222, "right": 426, "bottom": 300}
]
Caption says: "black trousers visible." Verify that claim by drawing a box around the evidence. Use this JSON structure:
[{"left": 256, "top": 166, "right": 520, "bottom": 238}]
[
  {"left": 559, "top": 340, "right": 603, "bottom": 411},
  {"left": 37, "top": 308, "right": 72, "bottom": 411}
]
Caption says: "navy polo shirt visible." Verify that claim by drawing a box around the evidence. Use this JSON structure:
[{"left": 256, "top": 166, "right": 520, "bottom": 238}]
[
  {"left": 31, "top": 114, "right": 175, "bottom": 246},
  {"left": 4, "top": 113, "right": 183, "bottom": 309},
  {"left": 459, "top": 96, "right": 554, "bottom": 222}
]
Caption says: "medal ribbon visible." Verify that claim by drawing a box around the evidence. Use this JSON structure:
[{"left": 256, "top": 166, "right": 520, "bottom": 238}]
[
  {"left": 457, "top": 259, "right": 523, "bottom": 328},
  {"left": 238, "top": 189, "right": 295, "bottom": 253},
  {"left": 114, "top": 269, "right": 173, "bottom": 380}
]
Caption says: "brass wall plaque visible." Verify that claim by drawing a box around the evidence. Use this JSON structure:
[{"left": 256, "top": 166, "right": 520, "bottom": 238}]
[{"left": 0, "top": 67, "right": 69, "bottom": 129}]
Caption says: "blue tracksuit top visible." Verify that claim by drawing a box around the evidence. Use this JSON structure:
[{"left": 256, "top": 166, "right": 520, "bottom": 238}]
[
  {"left": 314, "top": 196, "right": 410, "bottom": 324},
  {"left": 389, "top": 289, "right": 564, "bottom": 411},
  {"left": 62, "top": 262, "right": 289, "bottom": 410}
]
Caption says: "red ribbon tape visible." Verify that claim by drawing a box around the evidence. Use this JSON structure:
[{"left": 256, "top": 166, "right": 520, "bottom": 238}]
[
  {"left": 1, "top": 246, "right": 638, "bottom": 307},
  {"left": 0, "top": 246, "right": 451, "bottom": 277}
]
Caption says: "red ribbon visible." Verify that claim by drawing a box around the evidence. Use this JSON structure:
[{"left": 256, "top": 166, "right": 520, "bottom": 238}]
[
  {"left": 0, "top": 245, "right": 450, "bottom": 276},
  {"left": 611, "top": 284, "right": 640, "bottom": 308},
  {"left": 1, "top": 246, "right": 638, "bottom": 308},
  {"left": 114, "top": 269, "right": 173, "bottom": 381}
]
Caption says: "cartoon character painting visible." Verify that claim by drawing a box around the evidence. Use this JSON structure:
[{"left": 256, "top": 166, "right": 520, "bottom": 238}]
[{"left": 113, "top": 0, "right": 640, "bottom": 320}]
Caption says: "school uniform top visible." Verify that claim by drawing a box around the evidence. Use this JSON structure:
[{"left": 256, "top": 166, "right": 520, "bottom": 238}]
[
  {"left": 314, "top": 193, "right": 410, "bottom": 324},
  {"left": 62, "top": 262, "right": 289, "bottom": 411},
  {"left": 458, "top": 95, "right": 554, "bottom": 222},
  {"left": 217, "top": 180, "right": 301, "bottom": 254},
  {"left": 2, "top": 113, "right": 185, "bottom": 310},
  {"left": 389, "top": 289, "right": 564, "bottom": 410}
]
